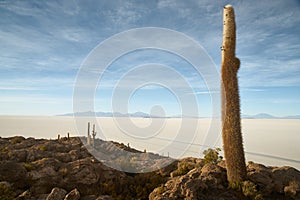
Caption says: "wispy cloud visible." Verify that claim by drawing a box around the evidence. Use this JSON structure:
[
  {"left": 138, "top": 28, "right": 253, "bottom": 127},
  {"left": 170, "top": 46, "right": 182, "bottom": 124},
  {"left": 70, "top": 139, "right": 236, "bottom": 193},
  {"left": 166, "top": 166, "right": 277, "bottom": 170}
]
[{"left": 0, "top": 0, "right": 299, "bottom": 115}]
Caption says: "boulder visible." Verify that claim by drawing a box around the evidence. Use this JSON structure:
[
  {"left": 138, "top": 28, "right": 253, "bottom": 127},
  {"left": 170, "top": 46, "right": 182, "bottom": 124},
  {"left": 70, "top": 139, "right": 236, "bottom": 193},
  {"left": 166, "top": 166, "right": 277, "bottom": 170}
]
[
  {"left": 272, "top": 166, "right": 300, "bottom": 192},
  {"left": 64, "top": 158, "right": 99, "bottom": 185},
  {"left": 64, "top": 188, "right": 80, "bottom": 200},
  {"left": 28, "top": 158, "right": 63, "bottom": 194},
  {"left": 46, "top": 187, "right": 67, "bottom": 200},
  {"left": 200, "top": 163, "right": 227, "bottom": 188},
  {"left": 284, "top": 181, "right": 300, "bottom": 199},
  {"left": 247, "top": 162, "right": 274, "bottom": 194}
]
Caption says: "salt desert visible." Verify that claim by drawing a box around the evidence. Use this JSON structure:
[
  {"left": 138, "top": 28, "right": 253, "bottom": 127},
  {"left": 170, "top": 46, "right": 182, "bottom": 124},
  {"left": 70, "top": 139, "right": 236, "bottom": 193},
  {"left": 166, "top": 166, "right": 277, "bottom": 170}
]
[{"left": 0, "top": 116, "right": 299, "bottom": 169}]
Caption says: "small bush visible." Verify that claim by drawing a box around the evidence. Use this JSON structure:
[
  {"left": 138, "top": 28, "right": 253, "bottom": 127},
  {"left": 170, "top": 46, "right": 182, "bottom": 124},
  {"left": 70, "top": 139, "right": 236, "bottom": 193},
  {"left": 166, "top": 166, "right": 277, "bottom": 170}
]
[
  {"left": 229, "top": 181, "right": 242, "bottom": 191},
  {"left": 203, "top": 148, "right": 223, "bottom": 164},
  {"left": 39, "top": 145, "right": 47, "bottom": 151},
  {"left": 156, "top": 185, "right": 165, "bottom": 194},
  {"left": 23, "top": 163, "right": 34, "bottom": 171},
  {"left": 172, "top": 161, "right": 198, "bottom": 177},
  {"left": 242, "top": 181, "right": 258, "bottom": 197},
  {"left": 1, "top": 147, "right": 8, "bottom": 154}
]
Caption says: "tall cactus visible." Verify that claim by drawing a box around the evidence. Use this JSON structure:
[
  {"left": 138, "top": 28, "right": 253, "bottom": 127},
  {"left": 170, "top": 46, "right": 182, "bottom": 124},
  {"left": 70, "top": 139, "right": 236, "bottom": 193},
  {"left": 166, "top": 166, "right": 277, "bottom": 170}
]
[{"left": 221, "top": 5, "right": 247, "bottom": 185}]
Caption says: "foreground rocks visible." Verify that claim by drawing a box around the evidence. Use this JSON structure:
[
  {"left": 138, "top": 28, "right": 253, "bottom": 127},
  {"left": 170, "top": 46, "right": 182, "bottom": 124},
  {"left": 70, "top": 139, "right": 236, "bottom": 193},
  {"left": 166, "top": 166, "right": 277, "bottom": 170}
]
[
  {"left": 0, "top": 136, "right": 169, "bottom": 199},
  {"left": 0, "top": 136, "right": 300, "bottom": 199},
  {"left": 150, "top": 160, "right": 300, "bottom": 200}
]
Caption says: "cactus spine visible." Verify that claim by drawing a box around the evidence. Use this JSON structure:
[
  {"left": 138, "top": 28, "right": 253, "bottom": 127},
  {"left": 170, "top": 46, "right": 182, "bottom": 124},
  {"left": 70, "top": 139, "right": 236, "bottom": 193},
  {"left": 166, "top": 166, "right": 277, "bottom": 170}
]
[{"left": 221, "top": 5, "right": 247, "bottom": 184}]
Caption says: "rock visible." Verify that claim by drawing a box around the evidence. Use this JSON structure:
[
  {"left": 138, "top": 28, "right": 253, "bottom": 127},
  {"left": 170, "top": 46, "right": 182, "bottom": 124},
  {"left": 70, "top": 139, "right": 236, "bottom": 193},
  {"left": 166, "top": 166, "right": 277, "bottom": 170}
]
[
  {"left": 68, "top": 150, "right": 79, "bottom": 161},
  {"left": 284, "top": 181, "right": 300, "bottom": 199},
  {"left": 43, "top": 141, "right": 71, "bottom": 153},
  {"left": 217, "top": 160, "right": 227, "bottom": 169},
  {"left": 95, "top": 195, "right": 114, "bottom": 200},
  {"left": 36, "top": 194, "right": 49, "bottom": 200},
  {"left": 272, "top": 166, "right": 300, "bottom": 192},
  {"left": 55, "top": 152, "right": 72, "bottom": 163},
  {"left": 28, "top": 158, "right": 63, "bottom": 194},
  {"left": 247, "top": 162, "right": 300, "bottom": 196},
  {"left": 247, "top": 162, "right": 274, "bottom": 194},
  {"left": 63, "top": 158, "right": 99, "bottom": 185},
  {"left": 26, "top": 148, "right": 45, "bottom": 162},
  {"left": 2, "top": 136, "right": 300, "bottom": 200},
  {"left": 9, "top": 136, "right": 25, "bottom": 144},
  {"left": 200, "top": 163, "right": 227, "bottom": 188},
  {"left": 64, "top": 188, "right": 80, "bottom": 200},
  {"left": 46, "top": 187, "right": 67, "bottom": 200},
  {"left": 8, "top": 149, "right": 28, "bottom": 162},
  {"left": 150, "top": 164, "right": 215, "bottom": 200},
  {"left": 80, "top": 195, "right": 98, "bottom": 200},
  {"left": 16, "top": 190, "right": 31, "bottom": 200},
  {"left": 0, "top": 161, "right": 28, "bottom": 188},
  {"left": 0, "top": 181, "right": 12, "bottom": 188}
]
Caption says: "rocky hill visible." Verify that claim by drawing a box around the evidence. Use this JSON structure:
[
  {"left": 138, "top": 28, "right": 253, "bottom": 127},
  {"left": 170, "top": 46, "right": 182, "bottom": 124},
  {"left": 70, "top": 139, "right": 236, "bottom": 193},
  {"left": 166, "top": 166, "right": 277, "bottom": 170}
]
[{"left": 0, "top": 136, "right": 299, "bottom": 200}]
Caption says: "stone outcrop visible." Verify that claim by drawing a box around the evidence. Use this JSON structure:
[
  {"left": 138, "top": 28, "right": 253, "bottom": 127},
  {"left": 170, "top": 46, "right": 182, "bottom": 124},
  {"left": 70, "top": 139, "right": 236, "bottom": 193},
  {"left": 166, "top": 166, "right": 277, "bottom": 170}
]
[
  {"left": 46, "top": 187, "right": 67, "bottom": 200},
  {"left": 0, "top": 136, "right": 299, "bottom": 199},
  {"left": 64, "top": 188, "right": 80, "bottom": 200},
  {"left": 0, "top": 136, "right": 167, "bottom": 199},
  {"left": 150, "top": 160, "right": 300, "bottom": 200}
]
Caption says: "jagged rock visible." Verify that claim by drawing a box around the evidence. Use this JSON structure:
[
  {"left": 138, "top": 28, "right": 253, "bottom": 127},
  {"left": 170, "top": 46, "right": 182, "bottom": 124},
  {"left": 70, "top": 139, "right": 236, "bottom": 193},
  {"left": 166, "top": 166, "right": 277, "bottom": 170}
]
[
  {"left": 200, "top": 163, "right": 227, "bottom": 189},
  {"left": 68, "top": 149, "right": 79, "bottom": 161},
  {"left": 247, "top": 162, "right": 274, "bottom": 194},
  {"left": 272, "top": 166, "right": 300, "bottom": 192},
  {"left": 29, "top": 158, "right": 63, "bottom": 194},
  {"left": 284, "top": 181, "right": 300, "bottom": 199},
  {"left": 16, "top": 190, "right": 31, "bottom": 200},
  {"left": 64, "top": 188, "right": 80, "bottom": 200},
  {"left": 46, "top": 187, "right": 67, "bottom": 200},
  {"left": 150, "top": 163, "right": 224, "bottom": 200},
  {"left": 217, "top": 160, "right": 227, "bottom": 168},
  {"left": 55, "top": 152, "right": 72, "bottom": 163},
  {"left": 150, "top": 163, "right": 240, "bottom": 200},
  {"left": 247, "top": 162, "right": 300, "bottom": 196},
  {"left": 64, "top": 158, "right": 99, "bottom": 185},
  {"left": 1, "top": 136, "right": 300, "bottom": 200}
]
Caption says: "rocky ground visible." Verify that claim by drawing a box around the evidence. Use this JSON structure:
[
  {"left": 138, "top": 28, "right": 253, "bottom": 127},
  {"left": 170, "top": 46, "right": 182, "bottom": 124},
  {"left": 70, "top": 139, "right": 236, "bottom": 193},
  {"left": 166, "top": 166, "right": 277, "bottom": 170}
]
[{"left": 0, "top": 136, "right": 299, "bottom": 200}]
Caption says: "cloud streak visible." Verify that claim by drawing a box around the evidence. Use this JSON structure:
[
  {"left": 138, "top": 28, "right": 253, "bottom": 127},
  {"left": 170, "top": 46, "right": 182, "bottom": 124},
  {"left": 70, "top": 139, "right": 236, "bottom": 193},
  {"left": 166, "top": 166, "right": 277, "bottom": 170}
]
[{"left": 0, "top": 0, "right": 299, "bottom": 115}]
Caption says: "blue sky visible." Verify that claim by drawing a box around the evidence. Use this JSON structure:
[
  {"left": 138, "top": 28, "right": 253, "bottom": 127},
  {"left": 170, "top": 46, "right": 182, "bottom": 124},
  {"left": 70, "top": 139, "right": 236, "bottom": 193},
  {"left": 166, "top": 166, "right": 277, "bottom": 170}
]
[{"left": 0, "top": 0, "right": 300, "bottom": 117}]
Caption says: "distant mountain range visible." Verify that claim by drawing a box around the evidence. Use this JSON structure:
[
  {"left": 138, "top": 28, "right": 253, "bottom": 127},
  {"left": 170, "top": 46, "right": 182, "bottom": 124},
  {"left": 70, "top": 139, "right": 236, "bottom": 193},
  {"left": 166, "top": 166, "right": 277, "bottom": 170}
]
[
  {"left": 58, "top": 112, "right": 300, "bottom": 119},
  {"left": 242, "top": 113, "right": 300, "bottom": 119},
  {"left": 57, "top": 111, "right": 165, "bottom": 118}
]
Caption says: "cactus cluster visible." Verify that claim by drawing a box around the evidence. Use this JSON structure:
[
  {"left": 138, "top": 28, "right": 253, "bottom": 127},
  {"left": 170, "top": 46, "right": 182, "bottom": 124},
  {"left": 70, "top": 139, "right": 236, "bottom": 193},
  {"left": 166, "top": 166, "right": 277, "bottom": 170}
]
[{"left": 87, "top": 122, "right": 97, "bottom": 147}]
